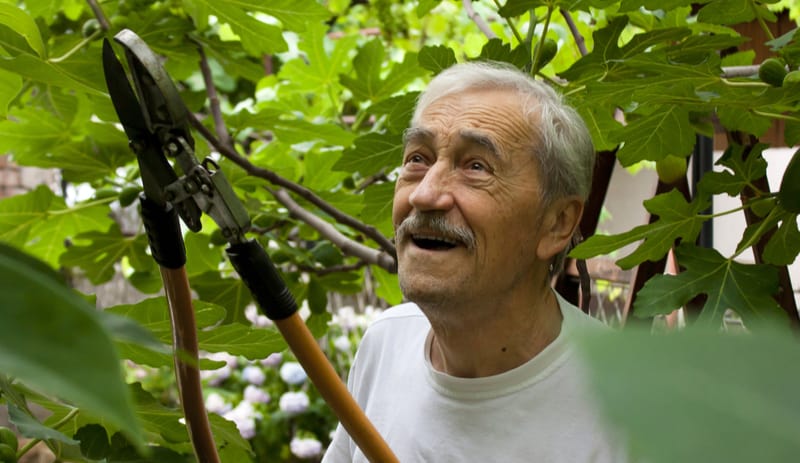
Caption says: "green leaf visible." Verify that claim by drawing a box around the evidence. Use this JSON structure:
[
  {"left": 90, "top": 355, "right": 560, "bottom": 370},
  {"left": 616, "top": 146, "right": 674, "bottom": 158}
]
[
  {"left": 762, "top": 212, "right": 800, "bottom": 266},
  {"left": 334, "top": 131, "right": 403, "bottom": 175},
  {"left": 368, "top": 92, "right": 420, "bottom": 134},
  {"left": 8, "top": 403, "right": 78, "bottom": 445},
  {"left": 196, "top": 323, "right": 286, "bottom": 359},
  {"left": 60, "top": 224, "right": 151, "bottom": 284},
  {"left": 247, "top": 0, "right": 331, "bottom": 32},
  {"left": 0, "top": 184, "right": 53, "bottom": 246},
  {"left": 190, "top": 271, "right": 251, "bottom": 324},
  {"left": 108, "top": 298, "right": 228, "bottom": 368},
  {"left": 634, "top": 243, "right": 786, "bottom": 327},
  {"left": 75, "top": 424, "right": 111, "bottom": 460},
  {"left": 698, "top": 143, "right": 768, "bottom": 196},
  {"left": 0, "top": 52, "right": 107, "bottom": 95},
  {"left": 697, "top": 0, "right": 777, "bottom": 25},
  {"left": 279, "top": 22, "right": 357, "bottom": 94},
  {"left": 575, "top": 326, "right": 800, "bottom": 463},
  {"left": 477, "top": 38, "right": 530, "bottom": 69},
  {"left": 571, "top": 190, "right": 708, "bottom": 269},
  {"left": 618, "top": 0, "right": 699, "bottom": 12},
  {"left": 416, "top": 0, "right": 441, "bottom": 16},
  {"left": 0, "top": 68, "right": 22, "bottom": 116},
  {"left": 27, "top": 197, "right": 114, "bottom": 268},
  {"left": 108, "top": 298, "right": 228, "bottom": 338},
  {"left": 339, "top": 39, "right": 385, "bottom": 102},
  {"left": 573, "top": 102, "right": 621, "bottom": 152},
  {"left": 274, "top": 118, "right": 355, "bottom": 147},
  {"left": 0, "top": 4, "right": 45, "bottom": 57},
  {"left": 0, "top": 243, "right": 142, "bottom": 446},
  {"left": 183, "top": 0, "right": 287, "bottom": 55},
  {"left": 373, "top": 265, "right": 402, "bottom": 306},
  {"left": 418, "top": 45, "right": 456, "bottom": 74},
  {"left": 497, "top": 0, "right": 548, "bottom": 18},
  {"left": 0, "top": 108, "right": 131, "bottom": 182},
  {"left": 184, "top": 233, "right": 224, "bottom": 277},
  {"left": 716, "top": 106, "right": 773, "bottom": 138},
  {"left": 612, "top": 106, "right": 696, "bottom": 166},
  {"left": 361, "top": 182, "right": 395, "bottom": 237}
]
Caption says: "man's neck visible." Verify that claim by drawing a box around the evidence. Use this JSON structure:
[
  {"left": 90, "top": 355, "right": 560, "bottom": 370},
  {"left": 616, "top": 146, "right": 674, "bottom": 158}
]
[{"left": 425, "top": 287, "right": 563, "bottom": 378}]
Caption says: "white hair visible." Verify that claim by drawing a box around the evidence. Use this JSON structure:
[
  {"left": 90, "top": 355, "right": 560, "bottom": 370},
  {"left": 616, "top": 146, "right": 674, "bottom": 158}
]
[{"left": 411, "top": 61, "right": 595, "bottom": 204}]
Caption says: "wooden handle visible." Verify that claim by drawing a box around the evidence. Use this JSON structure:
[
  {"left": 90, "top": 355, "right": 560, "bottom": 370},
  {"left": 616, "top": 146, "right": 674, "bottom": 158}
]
[
  {"left": 275, "top": 313, "right": 399, "bottom": 463},
  {"left": 161, "top": 266, "right": 221, "bottom": 463}
]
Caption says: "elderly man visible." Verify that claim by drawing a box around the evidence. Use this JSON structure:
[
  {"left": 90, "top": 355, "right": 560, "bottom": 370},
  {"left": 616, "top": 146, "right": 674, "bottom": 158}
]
[{"left": 323, "top": 61, "right": 622, "bottom": 462}]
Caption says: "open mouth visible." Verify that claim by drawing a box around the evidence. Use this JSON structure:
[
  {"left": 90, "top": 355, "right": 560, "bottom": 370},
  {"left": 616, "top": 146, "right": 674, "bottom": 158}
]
[{"left": 411, "top": 234, "right": 459, "bottom": 251}]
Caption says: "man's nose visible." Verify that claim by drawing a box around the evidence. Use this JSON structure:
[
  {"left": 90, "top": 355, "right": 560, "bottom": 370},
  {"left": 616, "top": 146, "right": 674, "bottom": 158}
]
[{"left": 408, "top": 162, "right": 455, "bottom": 211}]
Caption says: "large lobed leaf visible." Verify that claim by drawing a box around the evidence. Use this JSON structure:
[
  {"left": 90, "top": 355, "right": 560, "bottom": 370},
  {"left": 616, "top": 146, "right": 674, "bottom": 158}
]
[
  {"left": 0, "top": 243, "right": 143, "bottom": 447},
  {"left": 571, "top": 189, "right": 709, "bottom": 269},
  {"left": 575, "top": 325, "right": 800, "bottom": 463},
  {"left": 633, "top": 243, "right": 787, "bottom": 327}
]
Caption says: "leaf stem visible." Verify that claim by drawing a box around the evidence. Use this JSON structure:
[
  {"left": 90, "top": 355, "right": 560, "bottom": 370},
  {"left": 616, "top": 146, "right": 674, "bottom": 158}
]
[
  {"left": 16, "top": 408, "right": 80, "bottom": 460},
  {"left": 720, "top": 77, "right": 769, "bottom": 87},
  {"left": 753, "top": 1, "right": 775, "bottom": 42},
  {"left": 752, "top": 109, "right": 800, "bottom": 123},
  {"left": 491, "top": 0, "right": 525, "bottom": 44},
  {"left": 531, "top": 4, "right": 555, "bottom": 76},
  {"left": 49, "top": 196, "right": 115, "bottom": 215},
  {"left": 49, "top": 30, "right": 103, "bottom": 63},
  {"left": 732, "top": 204, "right": 781, "bottom": 258}
]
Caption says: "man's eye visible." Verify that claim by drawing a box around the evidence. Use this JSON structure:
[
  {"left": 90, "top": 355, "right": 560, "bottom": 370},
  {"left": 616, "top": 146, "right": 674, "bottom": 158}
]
[
  {"left": 405, "top": 153, "right": 426, "bottom": 164},
  {"left": 468, "top": 161, "right": 487, "bottom": 171}
]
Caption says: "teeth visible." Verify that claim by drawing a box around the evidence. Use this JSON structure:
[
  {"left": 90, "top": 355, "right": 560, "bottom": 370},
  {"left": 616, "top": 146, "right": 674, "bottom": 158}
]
[{"left": 413, "top": 234, "right": 458, "bottom": 245}]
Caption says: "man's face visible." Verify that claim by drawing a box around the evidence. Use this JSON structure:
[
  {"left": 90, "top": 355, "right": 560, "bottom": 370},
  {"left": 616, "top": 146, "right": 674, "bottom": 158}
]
[{"left": 393, "top": 88, "right": 550, "bottom": 310}]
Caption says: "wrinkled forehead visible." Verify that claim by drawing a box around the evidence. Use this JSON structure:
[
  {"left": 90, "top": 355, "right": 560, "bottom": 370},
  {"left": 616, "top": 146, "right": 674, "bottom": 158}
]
[{"left": 410, "top": 88, "right": 541, "bottom": 155}]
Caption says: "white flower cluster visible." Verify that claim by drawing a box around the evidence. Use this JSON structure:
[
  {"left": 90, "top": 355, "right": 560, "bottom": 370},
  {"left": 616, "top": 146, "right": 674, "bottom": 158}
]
[
  {"left": 279, "top": 390, "right": 310, "bottom": 416},
  {"left": 331, "top": 305, "right": 383, "bottom": 333},
  {"left": 290, "top": 436, "right": 323, "bottom": 459}
]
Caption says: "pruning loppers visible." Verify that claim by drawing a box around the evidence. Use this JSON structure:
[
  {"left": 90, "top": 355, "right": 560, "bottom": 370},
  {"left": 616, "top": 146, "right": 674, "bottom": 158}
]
[{"left": 102, "top": 29, "right": 397, "bottom": 463}]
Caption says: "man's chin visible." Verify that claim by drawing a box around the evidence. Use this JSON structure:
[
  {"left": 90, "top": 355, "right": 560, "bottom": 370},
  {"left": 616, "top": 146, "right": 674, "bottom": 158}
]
[{"left": 399, "top": 279, "right": 454, "bottom": 308}]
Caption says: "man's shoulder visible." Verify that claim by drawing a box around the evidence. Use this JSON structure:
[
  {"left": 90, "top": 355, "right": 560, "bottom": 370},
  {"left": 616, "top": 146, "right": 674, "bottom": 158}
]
[
  {"left": 359, "top": 302, "right": 429, "bottom": 346},
  {"left": 370, "top": 302, "right": 427, "bottom": 327}
]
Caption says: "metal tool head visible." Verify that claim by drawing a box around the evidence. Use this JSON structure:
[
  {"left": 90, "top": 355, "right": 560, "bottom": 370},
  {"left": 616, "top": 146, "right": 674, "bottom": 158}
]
[{"left": 102, "top": 29, "right": 203, "bottom": 231}]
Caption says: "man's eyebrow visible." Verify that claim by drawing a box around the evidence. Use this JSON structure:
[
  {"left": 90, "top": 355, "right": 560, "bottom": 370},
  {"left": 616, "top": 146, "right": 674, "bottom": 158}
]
[
  {"left": 459, "top": 129, "right": 501, "bottom": 157},
  {"left": 402, "top": 127, "right": 434, "bottom": 146}
]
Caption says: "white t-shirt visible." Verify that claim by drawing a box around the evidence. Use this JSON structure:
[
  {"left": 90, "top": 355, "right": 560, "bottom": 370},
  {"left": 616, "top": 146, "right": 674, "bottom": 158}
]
[{"left": 323, "top": 294, "right": 625, "bottom": 462}]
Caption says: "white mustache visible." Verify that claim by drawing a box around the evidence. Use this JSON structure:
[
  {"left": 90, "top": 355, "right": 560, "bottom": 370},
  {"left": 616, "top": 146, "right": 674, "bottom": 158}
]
[{"left": 395, "top": 214, "right": 476, "bottom": 250}]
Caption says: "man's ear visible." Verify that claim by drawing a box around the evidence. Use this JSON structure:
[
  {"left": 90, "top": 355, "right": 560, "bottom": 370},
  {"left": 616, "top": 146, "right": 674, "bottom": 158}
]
[{"left": 536, "top": 196, "right": 584, "bottom": 261}]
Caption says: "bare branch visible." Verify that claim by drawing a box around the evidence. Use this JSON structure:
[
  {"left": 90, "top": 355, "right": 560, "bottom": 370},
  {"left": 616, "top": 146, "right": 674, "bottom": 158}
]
[
  {"left": 463, "top": 0, "right": 497, "bottom": 39},
  {"left": 187, "top": 115, "right": 397, "bottom": 258},
  {"left": 273, "top": 189, "right": 397, "bottom": 273},
  {"left": 721, "top": 65, "right": 760, "bottom": 78},
  {"left": 560, "top": 9, "right": 587, "bottom": 57},
  {"left": 298, "top": 261, "right": 368, "bottom": 276},
  {"left": 86, "top": 0, "right": 110, "bottom": 31},
  {"left": 192, "top": 39, "right": 234, "bottom": 148}
]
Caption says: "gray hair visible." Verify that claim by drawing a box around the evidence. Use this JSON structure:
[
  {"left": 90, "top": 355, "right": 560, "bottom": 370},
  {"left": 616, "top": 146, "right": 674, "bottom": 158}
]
[
  {"left": 411, "top": 61, "right": 595, "bottom": 276},
  {"left": 411, "top": 61, "right": 595, "bottom": 204}
]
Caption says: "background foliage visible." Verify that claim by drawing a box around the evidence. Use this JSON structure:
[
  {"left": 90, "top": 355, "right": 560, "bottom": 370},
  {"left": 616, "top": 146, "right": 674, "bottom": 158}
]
[{"left": 0, "top": 0, "right": 799, "bottom": 461}]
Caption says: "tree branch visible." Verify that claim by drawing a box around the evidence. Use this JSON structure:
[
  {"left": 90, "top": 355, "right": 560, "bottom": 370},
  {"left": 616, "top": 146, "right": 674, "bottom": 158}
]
[
  {"left": 193, "top": 40, "right": 233, "bottom": 148},
  {"left": 189, "top": 42, "right": 397, "bottom": 261},
  {"left": 298, "top": 261, "right": 368, "bottom": 276},
  {"left": 189, "top": 115, "right": 397, "bottom": 259},
  {"left": 463, "top": 0, "right": 497, "bottom": 39},
  {"left": 86, "top": 0, "right": 110, "bottom": 31},
  {"left": 273, "top": 189, "right": 397, "bottom": 273},
  {"left": 560, "top": 9, "right": 587, "bottom": 57}
]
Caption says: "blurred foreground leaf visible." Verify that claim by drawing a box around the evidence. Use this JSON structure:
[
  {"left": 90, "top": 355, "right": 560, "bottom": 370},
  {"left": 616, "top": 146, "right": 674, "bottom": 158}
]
[
  {"left": 0, "top": 243, "right": 143, "bottom": 446},
  {"left": 575, "top": 326, "right": 800, "bottom": 463}
]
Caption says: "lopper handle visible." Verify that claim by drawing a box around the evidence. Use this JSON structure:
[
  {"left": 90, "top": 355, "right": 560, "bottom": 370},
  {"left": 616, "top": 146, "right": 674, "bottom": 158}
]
[{"left": 228, "top": 240, "right": 398, "bottom": 463}]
